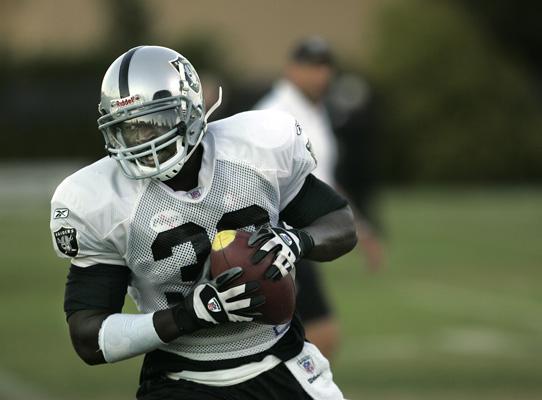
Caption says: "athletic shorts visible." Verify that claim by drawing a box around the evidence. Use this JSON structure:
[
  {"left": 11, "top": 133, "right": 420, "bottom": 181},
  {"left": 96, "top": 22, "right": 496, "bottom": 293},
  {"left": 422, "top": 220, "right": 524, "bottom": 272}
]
[
  {"left": 136, "top": 362, "right": 312, "bottom": 400},
  {"left": 295, "top": 259, "right": 332, "bottom": 323}
]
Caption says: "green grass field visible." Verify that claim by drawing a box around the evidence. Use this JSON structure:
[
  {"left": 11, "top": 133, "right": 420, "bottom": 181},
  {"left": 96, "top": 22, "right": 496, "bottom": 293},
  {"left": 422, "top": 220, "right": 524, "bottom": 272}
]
[{"left": 1, "top": 187, "right": 541, "bottom": 399}]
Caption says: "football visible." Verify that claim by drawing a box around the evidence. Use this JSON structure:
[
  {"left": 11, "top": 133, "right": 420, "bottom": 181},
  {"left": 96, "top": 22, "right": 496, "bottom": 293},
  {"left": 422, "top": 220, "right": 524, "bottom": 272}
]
[{"left": 210, "top": 230, "right": 296, "bottom": 325}]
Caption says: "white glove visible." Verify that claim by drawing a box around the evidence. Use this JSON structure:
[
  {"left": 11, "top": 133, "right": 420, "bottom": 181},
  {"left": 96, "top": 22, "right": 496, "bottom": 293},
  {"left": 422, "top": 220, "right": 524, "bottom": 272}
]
[
  {"left": 248, "top": 225, "right": 314, "bottom": 281},
  {"left": 173, "top": 258, "right": 265, "bottom": 332}
]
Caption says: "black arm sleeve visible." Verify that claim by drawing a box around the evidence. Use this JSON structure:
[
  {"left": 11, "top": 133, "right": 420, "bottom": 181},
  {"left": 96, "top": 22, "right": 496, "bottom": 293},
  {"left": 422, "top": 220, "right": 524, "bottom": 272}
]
[
  {"left": 280, "top": 174, "right": 348, "bottom": 228},
  {"left": 64, "top": 264, "right": 131, "bottom": 319}
]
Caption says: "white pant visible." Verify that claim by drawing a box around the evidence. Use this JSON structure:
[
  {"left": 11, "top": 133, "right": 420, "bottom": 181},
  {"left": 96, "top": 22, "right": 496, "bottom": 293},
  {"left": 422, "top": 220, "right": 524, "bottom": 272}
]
[{"left": 285, "top": 341, "right": 345, "bottom": 400}]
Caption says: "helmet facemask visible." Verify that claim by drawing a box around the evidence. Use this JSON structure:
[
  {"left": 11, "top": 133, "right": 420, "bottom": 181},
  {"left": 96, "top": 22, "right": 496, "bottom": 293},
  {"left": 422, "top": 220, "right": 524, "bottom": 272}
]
[{"left": 98, "top": 94, "right": 206, "bottom": 181}]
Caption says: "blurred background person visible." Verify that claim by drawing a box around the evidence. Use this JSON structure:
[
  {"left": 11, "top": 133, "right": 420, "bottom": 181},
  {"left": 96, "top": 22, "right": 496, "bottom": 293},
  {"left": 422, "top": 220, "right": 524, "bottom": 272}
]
[
  {"left": 254, "top": 36, "right": 384, "bottom": 359},
  {"left": 327, "top": 72, "right": 383, "bottom": 263}
]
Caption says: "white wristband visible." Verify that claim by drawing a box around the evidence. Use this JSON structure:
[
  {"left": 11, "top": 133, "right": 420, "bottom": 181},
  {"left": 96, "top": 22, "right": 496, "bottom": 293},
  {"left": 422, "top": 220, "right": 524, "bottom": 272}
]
[{"left": 98, "top": 313, "right": 165, "bottom": 363}]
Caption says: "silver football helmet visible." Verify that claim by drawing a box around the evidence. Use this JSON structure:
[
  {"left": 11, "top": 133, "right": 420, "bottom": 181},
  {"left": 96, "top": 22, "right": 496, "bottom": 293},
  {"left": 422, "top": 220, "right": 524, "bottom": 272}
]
[{"left": 97, "top": 46, "right": 221, "bottom": 181}]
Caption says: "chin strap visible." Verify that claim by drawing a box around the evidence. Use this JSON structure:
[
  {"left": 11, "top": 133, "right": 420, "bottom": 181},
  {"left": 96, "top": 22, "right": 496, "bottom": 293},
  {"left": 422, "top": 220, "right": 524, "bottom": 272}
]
[
  {"left": 182, "top": 87, "right": 223, "bottom": 163},
  {"left": 155, "top": 87, "right": 223, "bottom": 181},
  {"left": 204, "top": 87, "right": 223, "bottom": 123}
]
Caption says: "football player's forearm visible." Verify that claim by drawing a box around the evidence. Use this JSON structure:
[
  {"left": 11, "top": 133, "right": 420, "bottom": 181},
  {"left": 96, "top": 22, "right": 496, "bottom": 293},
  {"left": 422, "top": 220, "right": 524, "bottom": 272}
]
[
  {"left": 153, "top": 308, "right": 183, "bottom": 342},
  {"left": 69, "top": 297, "right": 244, "bottom": 365},
  {"left": 302, "top": 205, "right": 357, "bottom": 261},
  {"left": 95, "top": 307, "right": 207, "bottom": 362},
  {"left": 68, "top": 310, "right": 109, "bottom": 365},
  {"left": 153, "top": 305, "right": 206, "bottom": 342},
  {"left": 69, "top": 309, "right": 180, "bottom": 365},
  {"left": 69, "top": 284, "right": 252, "bottom": 365},
  {"left": 97, "top": 312, "right": 167, "bottom": 362}
]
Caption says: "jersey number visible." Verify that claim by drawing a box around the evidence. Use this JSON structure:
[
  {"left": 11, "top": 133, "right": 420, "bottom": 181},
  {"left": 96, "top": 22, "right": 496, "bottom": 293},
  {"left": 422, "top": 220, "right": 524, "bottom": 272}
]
[{"left": 150, "top": 205, "right": 270, "bottom": 305}]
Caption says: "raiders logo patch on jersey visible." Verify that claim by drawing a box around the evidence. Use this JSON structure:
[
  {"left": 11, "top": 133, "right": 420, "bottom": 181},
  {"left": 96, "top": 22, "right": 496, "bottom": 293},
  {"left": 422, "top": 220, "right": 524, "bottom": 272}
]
[{"left": 54, "top": 227, "right": 79, "bottom": 257}]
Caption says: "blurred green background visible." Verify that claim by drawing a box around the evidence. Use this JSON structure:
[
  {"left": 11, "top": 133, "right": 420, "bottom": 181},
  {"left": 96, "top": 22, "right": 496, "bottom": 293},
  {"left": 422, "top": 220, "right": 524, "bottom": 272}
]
[{"left": 1, "top": 0, "right": 541, "bottom": 399}]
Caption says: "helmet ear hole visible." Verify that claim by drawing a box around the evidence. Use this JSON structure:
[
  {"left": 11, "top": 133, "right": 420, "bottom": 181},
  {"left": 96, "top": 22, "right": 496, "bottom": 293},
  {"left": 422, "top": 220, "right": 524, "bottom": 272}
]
[{"left": 153, "top": 90, "right": 172, "bottom": 100}]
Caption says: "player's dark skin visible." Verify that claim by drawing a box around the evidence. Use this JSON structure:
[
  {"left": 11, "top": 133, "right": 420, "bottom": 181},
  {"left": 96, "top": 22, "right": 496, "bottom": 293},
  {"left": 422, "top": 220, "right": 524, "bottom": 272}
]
[{"left": 68, "top": 143, "right": 357, "bottom": 365}]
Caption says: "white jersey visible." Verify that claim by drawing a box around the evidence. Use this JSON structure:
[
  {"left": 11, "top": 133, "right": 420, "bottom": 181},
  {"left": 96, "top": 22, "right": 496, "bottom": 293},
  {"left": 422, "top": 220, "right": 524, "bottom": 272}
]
[
  {"left": 254, "top": 79, "right": 338, "bottom": 187},
  {"left": 50, "top": 110, "right": 316, "bottom": 365}
]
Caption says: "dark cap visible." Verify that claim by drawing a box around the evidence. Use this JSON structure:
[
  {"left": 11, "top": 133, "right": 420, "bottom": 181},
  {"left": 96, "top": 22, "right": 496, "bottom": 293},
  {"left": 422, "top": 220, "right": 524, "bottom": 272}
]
[{"left": 290, "top": 36, "right": 334, "bottom": 66}]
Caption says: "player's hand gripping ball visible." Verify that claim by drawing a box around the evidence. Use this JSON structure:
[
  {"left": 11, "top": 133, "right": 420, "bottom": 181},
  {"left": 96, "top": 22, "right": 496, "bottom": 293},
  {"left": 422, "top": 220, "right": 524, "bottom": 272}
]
[{"left": 211, "top": 230, "right": 296, "bottom": 325}]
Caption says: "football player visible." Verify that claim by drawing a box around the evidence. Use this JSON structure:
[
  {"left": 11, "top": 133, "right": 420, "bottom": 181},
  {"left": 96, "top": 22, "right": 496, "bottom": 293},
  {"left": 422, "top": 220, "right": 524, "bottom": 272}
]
[{"left": 50, "top": 46, "right": 356, "bottom": 399}]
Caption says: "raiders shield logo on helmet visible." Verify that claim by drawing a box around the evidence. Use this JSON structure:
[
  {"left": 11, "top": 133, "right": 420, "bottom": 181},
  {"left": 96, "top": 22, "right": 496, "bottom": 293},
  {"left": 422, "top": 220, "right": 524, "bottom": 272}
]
[{"left": 54, "top": 227, "right": 79, "bottom": 257}]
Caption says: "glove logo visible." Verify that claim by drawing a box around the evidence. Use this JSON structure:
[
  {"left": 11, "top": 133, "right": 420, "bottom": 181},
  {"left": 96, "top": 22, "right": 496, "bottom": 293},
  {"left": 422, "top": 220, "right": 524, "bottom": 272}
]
[
  {"left": 207, "top": 297, "right": 222, "bottom": 313},
  {"left": 279, "top": 232, "right": 293, "bottom": 246},
  {"left": 53, "top": 208, "right": 69, "bottom": 219}
]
